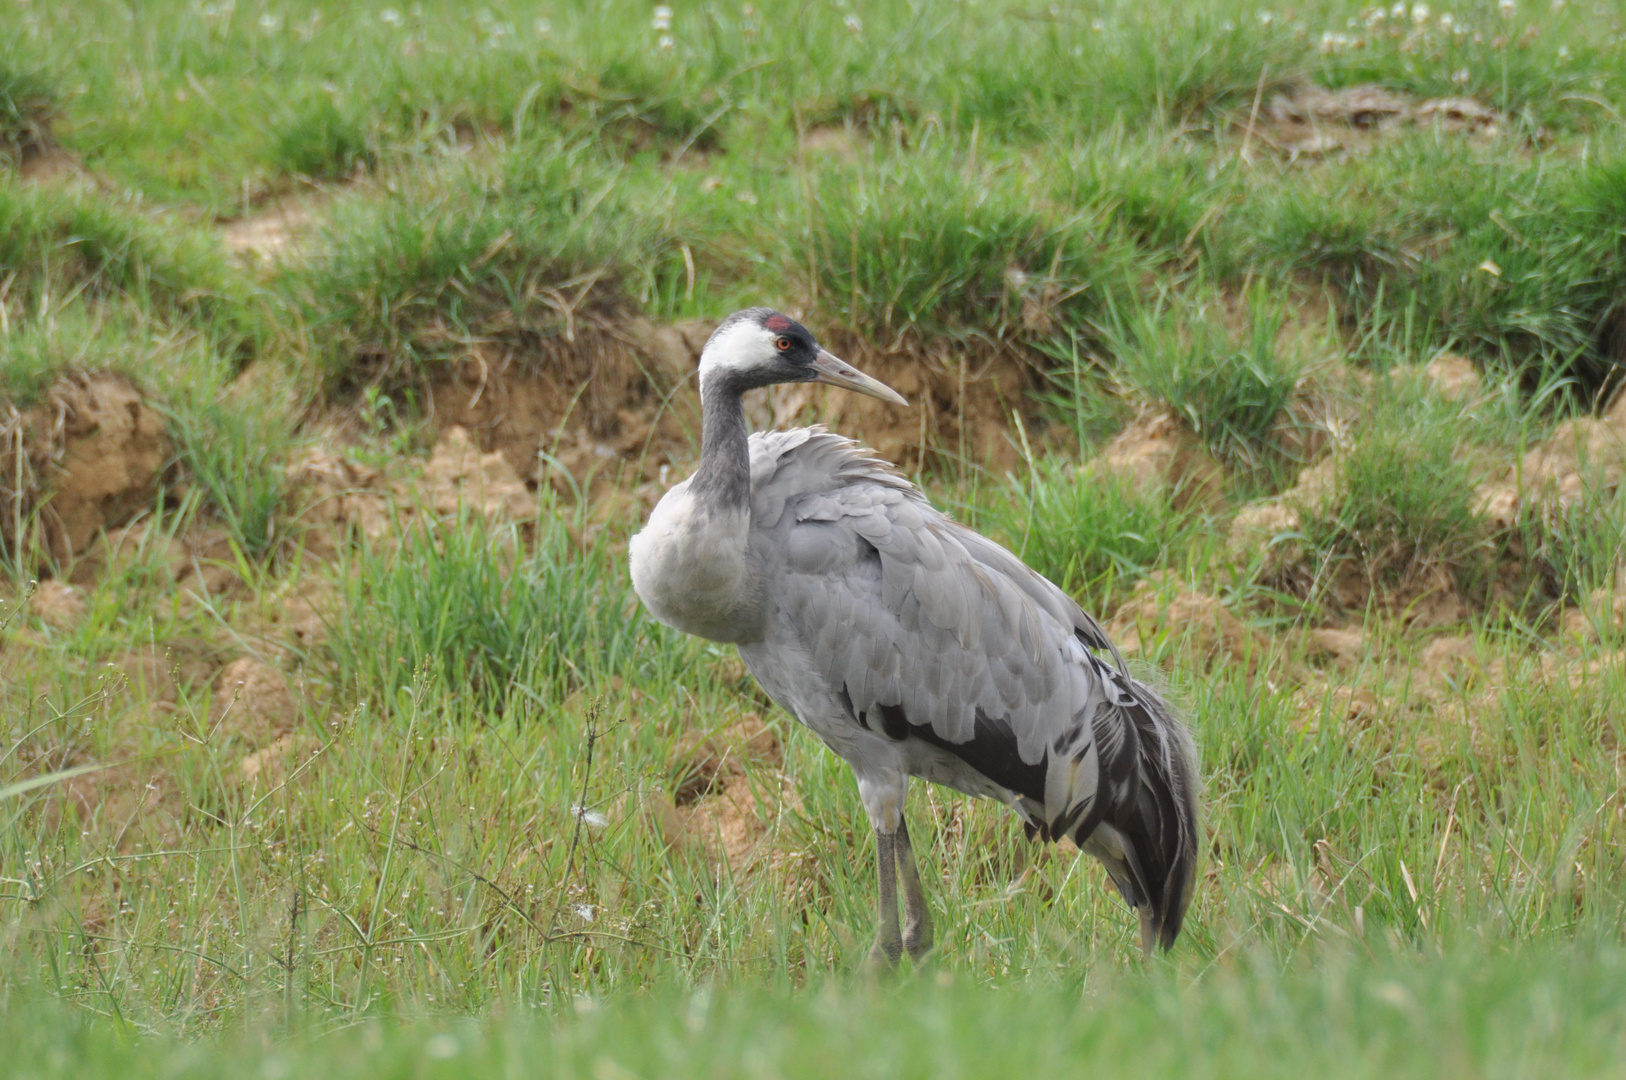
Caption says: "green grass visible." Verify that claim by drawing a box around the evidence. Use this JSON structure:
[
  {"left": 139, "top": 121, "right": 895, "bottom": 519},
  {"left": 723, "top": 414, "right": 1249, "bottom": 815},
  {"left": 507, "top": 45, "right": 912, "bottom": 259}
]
[
  {"left": 284, "top": 137, "right": 680, "bottom": 390},
  {"left": 7, "top": 0, "right": 1626, "bottom": 1071},
  {"left": 1107, "top": 285, "right": 1304, "bottom": 466},
  {"left": 0, "top": 56, "right": 54, "bottom": 166},
  {"left": 320, "top": 504, "right": 652, "bottom": 709},
  {"left": 1297, "top": 394, "right": 1489, "bottom": 596},
  {"left": 985, "top": 459, "right": 1204, "bottom": 609},
  {"left": 11, "top": 941, "right": 1626, "bottom": 1078}
]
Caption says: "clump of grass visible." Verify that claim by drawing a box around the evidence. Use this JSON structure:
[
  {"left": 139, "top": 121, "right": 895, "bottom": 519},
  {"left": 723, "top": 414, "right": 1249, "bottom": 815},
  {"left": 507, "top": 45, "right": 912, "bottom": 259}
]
[
  {"left": 985, "top": 457, "right": 1199, "bottom": 607},
  {"left": 164, "top": 397, "right": 294, "bottom": 559},
  {"left": 1109, "top": 286, "right": 1302, "bottom": 466},
  {"left": 801, "top": 151, "right": 1136, "bottom": 345},
  {"left": 284, "top": 137, "right": 678, "bottom": 391},
  {"left": 1298, "top": 402, "right": 1487, "bottom": 595},
  {"left": 1236, "top": 144, "right": 1626, "bottom": 393},
  {"left": 324, "top": 505, "right": 642, "bottom": 709},
  {"left": 269, "top": 94, "right": 373, "bottom": 181},
  {"left": 0, "top": 178, "right": 262, "bottom": 351},
  {"left": 0, "top": 59, "right": 54, "bottom": 166}
]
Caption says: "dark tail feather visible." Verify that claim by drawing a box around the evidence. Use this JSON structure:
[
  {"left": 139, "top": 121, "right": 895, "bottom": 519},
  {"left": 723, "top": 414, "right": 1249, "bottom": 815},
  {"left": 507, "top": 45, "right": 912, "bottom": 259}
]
[{"left": 1077, "top": 674, "right": 1201, "bottom": 953}]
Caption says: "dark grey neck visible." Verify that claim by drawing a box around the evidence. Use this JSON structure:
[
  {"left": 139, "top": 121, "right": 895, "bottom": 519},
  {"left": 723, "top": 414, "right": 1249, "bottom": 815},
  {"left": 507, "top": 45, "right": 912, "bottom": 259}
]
[{"left": 688, "top": 375, "right": 752, "bottom": 511}]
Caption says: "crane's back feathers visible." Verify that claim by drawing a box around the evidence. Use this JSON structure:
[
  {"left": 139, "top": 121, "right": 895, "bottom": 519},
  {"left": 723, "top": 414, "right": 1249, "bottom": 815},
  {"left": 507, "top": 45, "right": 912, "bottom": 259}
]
[{"left": 737, "top": 428, "right": 1200, "bottom": 949}]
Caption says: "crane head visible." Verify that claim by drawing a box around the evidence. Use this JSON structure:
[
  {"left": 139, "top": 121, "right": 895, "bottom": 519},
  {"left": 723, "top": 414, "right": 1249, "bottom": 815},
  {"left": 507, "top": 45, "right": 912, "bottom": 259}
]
[{"left": 699, "top": 308, "right": 908, "bottom": 406}]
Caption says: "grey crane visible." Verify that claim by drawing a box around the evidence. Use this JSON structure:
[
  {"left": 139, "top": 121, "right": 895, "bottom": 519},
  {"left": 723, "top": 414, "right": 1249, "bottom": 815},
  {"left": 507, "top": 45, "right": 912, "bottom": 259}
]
[{"left": 630, "top": 308, "right": 1200, "bottom": 962}]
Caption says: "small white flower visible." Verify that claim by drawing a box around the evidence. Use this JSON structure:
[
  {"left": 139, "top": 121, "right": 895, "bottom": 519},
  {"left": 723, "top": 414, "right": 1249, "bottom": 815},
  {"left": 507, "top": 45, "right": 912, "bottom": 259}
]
[
  {"left": 379, "top": 7, "right": 402, "bottom": 25},
  {"left": 1091, "top": 17, "right": 1104, "bottom": 30},
  {"left": 1258, "top": 10, "right": 1276, "bottom": 24},
  {"left": 1390, "top": 2, "right": 1406, "bottom": 17},
  {"left": 1221, "top": 19, "right": 1236, "bottom": 31},
  {"left": 533, "top": 16, "right": 550, "bottom": 35},
  {"left": 844, "top": 13, "right": 862, "bottom": 33},
  {"left": 1451, "top": 67, "right": 1470, "bottom": 84},
  {"left": 1557, "top": 44, "right": 1570, "bottom": 60},
  {"left": 659, "top": 32, "right": 674, "bottom": 48},
  {"left": 653, "top": 4, "right": 672, "bottom": 29},
  {"left": 258, "top": 12, "right": 279, "bottom": 31},
  {"left": 1438, "top": 13, "right": 1453, "bottom": 29},
  {"left": 574, "top": 904, "right": 595, "bottom": 922},
  {"left": 1498, "top": 0, "right": 1515, "bottom": 15},
  {"left": 1072, "top": 44, "right": 1083, "bottom": 55},
  {"left": 1410, "top": 3, "right": 1429, "bottom": 24}
]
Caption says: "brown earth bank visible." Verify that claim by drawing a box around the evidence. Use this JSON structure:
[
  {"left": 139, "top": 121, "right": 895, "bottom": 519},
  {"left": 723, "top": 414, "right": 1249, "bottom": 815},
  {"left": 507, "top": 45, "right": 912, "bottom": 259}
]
[{"left": 1, "top": 373, "right": 170, "bottom": 563}]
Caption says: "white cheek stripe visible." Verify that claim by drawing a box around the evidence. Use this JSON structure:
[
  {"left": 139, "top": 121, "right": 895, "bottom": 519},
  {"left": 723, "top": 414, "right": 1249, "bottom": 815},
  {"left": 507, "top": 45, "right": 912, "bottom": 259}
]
[{"left": 700, "top": 320, "right": 774, "bottom": 381}]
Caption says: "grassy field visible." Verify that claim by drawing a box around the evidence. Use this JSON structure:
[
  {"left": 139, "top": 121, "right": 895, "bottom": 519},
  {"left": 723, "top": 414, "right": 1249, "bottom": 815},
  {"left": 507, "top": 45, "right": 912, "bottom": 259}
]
[{"left": 4, "top": 0, "right": 1626, "bottom": 1074}]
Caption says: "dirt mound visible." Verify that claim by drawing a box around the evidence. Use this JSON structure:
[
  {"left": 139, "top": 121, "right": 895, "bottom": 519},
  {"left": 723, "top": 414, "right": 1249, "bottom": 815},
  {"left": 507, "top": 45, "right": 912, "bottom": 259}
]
[
  {"left": 220, "top": 190, "right": 326, "bottom": 264},
  {"left": 653, "top": 714, "right": 795, "bottom": 872},
  {"left": 240, "top": 732, "right": 322, "bottom": 789},
  {"left": 1560, "top": 564, "right": 1626, "bottom": 644},
  {"left": 211, "top": 657, "right": 301, "bottom": 748},
  {"left": 1391, "top": 354, "right": 1483, "bottom": 402},
  {"left": 420, "top": 426, "right": 535, "bottom": 520},
  {"left": 1, "top": 374, "right": 170, "bottom": 563},
  {"left": 429, "top": 318, "right": 708, "bottom": 491},
  {"left": 1245, "top": 83, "right": 1507, "bottom": 159},
  {"left": 1305, "top": 626, "right": 1369, "bottom": 669},
  {"left": 108, "top": 639, "right": 218, "bottom": 707},
  {"left": 1092, "top": 410, "right": 1224, "bottom": 510},
  {"left": 285, "top": 446, "right": 395, "bottom": 557},
  {"left": 1108, "top": 578, "right": 1280, "bottom": 672},
  {"left": 1474, "top": 394, "right": 1626, "bottom": 528},
  {"left": 28, "top": 580, "right": 86, "bottom": 631},
  {"left": 1229, "top": 456, "right": 1339, "bottom": 573},
  {"left": 63, "top": 761, "right": 185, "bottom": 850},
  {"left": 672, "top": 713, "right": 782, "bottom": 805}
]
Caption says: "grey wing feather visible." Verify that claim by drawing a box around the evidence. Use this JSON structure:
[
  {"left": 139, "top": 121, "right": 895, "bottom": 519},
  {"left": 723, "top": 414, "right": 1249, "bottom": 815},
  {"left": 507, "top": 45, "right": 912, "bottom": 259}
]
[{"left": 746, "top": 429, "right": 1111, "bottom": 832}]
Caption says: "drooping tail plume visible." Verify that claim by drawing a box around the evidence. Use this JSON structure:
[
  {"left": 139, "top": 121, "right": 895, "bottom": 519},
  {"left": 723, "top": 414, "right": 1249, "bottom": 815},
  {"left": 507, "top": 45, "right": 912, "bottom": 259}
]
[{"left": 1077, "top": 673, "right": 1201, "bottom": 953}]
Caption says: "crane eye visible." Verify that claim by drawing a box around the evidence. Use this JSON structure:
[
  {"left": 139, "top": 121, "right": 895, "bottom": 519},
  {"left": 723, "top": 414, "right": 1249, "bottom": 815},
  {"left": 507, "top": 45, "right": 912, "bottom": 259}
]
[{"left": 774, "top": 336, "right": 792, "bottom": 352}]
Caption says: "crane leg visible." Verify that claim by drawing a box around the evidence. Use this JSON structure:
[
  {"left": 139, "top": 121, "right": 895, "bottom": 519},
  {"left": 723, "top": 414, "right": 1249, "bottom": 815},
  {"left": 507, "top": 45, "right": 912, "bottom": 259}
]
[
  {"left": 895, "top": 819, "right": 934, "bottom": 960},
  {"left": 867, "top": 828, "right": 902, "bottom": 967}
]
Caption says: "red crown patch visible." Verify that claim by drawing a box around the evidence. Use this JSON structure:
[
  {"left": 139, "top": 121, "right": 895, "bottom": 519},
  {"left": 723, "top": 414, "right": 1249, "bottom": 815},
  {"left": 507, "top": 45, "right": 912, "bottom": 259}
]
[{"left": 764, "top": 314, "right": 793, "bottom": 332}]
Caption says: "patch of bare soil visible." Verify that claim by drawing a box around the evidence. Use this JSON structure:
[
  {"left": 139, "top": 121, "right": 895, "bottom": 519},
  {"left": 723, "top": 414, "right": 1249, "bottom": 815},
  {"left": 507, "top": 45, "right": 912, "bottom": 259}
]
[
  {"left": 1392, "top": 353, "right": 1483, "bottom": 403},
  {"left": 1108, "top": 577, "right": 1285, "bottom": 674},
  {"left": 420, "top": 426, "right": 534, "bottom": 520},
  {"left": 285, "top": 446, "right": 396, "bottom": 557},
  {"left": 797, "top": 124, "right": 866, "bottom": 162},
  {"left": 649, "top": 714, "right": 800, "bottom": 873},
  {"left": 1092, "top": 410, "right": 1224, "bottom": 510},
  {"left": 210, "top": 657, "right": 302, "bottom": 748},
  {"left": 1305, "top": 626, "right": 1370, "bottom": 669},
  {"left": 220, "top": 190, "right": 327, "bottom": 264},
  {"left": 1, "top": 374, "right": 170, "bottom": 563},
  {"left": 28, "top": 580, "right": 86, "bottom": 631},
  {"left": 107, "top": 638, "right": 219, "bottom": 708},
  {"left": 1229, "top": 456, "right": 1339, "bottom": 576},
  {"left": 63, "top": 762, "right": 186, "bottom": 850},
  {"left": 1242, "top": 83, "right": 1509, "bottom": 160},
  {"left": 429, "top": 317, "right": 709, "bottom": 494},
  {"left": 1474, "top": 392, "right": 1626, "bottom": 529},
  {"left": 1560, "top": 564, "right": 1626, "bottom": 645},
  {"left": 288, "top": 426, "right": 539, "bottom": 556},
  {"left": 240, "top": 733, "right": 322, "bottom": 789},
  {"left": 242, "top": 577, "right": 337, "bottom": 660}
]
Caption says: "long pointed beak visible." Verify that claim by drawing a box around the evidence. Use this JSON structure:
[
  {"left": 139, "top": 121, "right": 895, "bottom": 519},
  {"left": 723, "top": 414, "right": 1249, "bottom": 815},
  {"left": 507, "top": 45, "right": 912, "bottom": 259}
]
[{"left": 808, "top": 349, "right": 908, "bottom": 406}]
